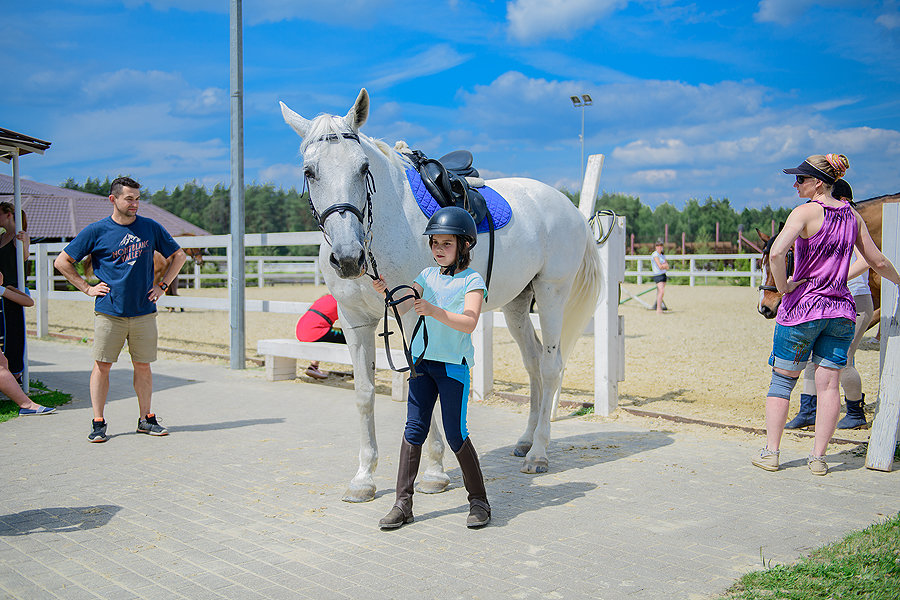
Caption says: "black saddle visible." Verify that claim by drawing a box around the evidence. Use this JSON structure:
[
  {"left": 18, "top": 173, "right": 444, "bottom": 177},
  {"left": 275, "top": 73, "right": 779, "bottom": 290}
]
[{"left": 409, "top": 149, "right": 487, "bottom": 225}]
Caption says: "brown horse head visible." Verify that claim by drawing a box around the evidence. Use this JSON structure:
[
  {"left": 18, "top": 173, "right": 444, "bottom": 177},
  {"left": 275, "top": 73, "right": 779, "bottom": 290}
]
[{"left": 756, "top": 228, "right": 783, "bottom": 319}]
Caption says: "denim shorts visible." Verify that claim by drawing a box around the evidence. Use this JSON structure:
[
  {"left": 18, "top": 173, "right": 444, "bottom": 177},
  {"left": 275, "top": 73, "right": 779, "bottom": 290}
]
[{"left": 769, "top": 318, "right": 855, "bottom": 371}]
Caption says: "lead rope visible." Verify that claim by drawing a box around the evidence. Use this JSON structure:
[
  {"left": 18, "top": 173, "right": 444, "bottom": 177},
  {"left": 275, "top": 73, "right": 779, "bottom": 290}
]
[{"left": 356, "top": 170, "right": 428, "bottom": 378}]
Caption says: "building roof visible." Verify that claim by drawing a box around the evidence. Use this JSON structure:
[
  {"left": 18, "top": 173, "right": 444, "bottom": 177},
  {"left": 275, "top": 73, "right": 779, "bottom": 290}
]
[
  {"left": 0, "top": 173, "right": 210, "bottom": 239},
  {"left": 0, "top": 127, "right": 52, "bottom": 163}
]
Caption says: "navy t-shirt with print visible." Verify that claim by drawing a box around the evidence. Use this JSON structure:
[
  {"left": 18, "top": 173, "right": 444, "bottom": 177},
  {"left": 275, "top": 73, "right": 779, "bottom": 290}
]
[{"left": 64, "top": 216, "right": 180, "bottom": 317}]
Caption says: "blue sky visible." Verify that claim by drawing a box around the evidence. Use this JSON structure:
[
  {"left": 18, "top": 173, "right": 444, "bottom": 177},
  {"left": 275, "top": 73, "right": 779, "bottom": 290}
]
[{"left": 3, "top": 0, "right": 900, "bottom": 210}]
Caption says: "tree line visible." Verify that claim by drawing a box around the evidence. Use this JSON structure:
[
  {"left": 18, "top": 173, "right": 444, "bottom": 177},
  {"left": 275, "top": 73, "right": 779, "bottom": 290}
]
[{"left": 63, "top": 177, "right": 791, "bottom": 254}]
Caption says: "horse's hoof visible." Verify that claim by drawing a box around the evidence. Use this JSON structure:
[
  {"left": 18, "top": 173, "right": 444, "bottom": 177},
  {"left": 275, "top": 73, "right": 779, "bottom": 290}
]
[
  {"left": 520, "top": 457, "right": 549, "bottom": 474},
  {"left": 416, "top": 477, "right": 450, "bottom": 494},
  {"left": 513, "top": 443, "right": 532, "bottom": 457},
  {"left": 341, "top": 485, "right": 376, "bottom": 503}
]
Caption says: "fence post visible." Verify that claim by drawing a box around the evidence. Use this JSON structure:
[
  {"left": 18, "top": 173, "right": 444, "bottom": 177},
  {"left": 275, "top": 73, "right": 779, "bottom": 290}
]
[
  {"left": 35, "top": 244, "right": 49, "bottom": 338},
  {"left": 315, "top": 257, "right": 322, "bottom": 286},
  {"left": 689, "top": 257, "right": 696, "bottom": 287},
  {"left": 472, "top": 311, "right": 493, "bottom": 401},
  {"left": 636, "top": 258, "right": 643, "bottom": 284},
  {"left": 866, "top": 202, "right": 900, "bottom": 471},
  {"left": 593, "top": 215, "right": 626, "bottom": 416},
  {"left": 257, "top": 258, "right": 265, "bottom": 288},
  {"left": 750, "top": 257, "right": 757, "bottom": 287},
  {"left": 194, "top": 262, "right": 201, "bottom": 289}
]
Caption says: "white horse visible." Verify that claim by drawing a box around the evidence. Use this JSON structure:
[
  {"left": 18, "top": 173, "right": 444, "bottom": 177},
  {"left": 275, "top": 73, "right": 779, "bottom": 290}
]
[{"left": 281, "top": 89, "right": 602, "bottom": 502}]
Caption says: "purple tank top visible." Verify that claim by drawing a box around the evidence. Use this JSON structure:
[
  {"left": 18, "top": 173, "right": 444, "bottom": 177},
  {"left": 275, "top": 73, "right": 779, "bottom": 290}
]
[{"left": 776, "top": 199, "right": 857, "bottom": 326}]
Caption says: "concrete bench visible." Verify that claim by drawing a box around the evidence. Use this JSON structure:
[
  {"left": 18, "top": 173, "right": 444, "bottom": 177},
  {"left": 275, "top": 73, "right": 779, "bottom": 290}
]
[{"left": 256, "top": 339, "right": 409, "bottom": 402}]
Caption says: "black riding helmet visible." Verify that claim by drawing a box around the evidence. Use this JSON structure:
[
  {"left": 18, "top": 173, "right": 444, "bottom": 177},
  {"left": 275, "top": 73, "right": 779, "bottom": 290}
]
[{"left": 423, "top": 206, "right": 477, "bottom": 249}]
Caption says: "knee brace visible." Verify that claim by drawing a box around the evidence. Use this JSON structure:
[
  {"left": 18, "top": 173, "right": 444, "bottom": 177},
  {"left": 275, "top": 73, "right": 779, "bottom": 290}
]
[{"left": 768, "top": 370, "right": 799, "bottom": 400}]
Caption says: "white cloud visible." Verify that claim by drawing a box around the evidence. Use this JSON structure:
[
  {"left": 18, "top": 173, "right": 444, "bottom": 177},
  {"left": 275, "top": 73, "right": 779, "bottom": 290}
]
[
  {"left": 258, "top": 163, "right": 304, "bottom": 189},
  {"left": 176, "top": 87, "right": 228, "bottom": 116},
  {"left": 754, "top": 0, "right": 850, "bottom": 26},
  {"left": 506, "top": 0, "right": 629, "bottom": 43},
  {"left": 627, "top": 169, "right": 677, "bottom": 186},
  {"left": 82, "top": 69, "right": 185, "bottom": 103},
  {"left": 877, "top": 12, "right": 900, "bottom": 29},
  {"left": 367, "top": 45, "right": 473, "bottom": 89}
]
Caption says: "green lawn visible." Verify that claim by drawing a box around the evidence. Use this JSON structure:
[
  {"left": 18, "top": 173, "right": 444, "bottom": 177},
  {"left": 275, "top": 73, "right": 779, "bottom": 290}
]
[
  {"left": 0, "top": 380, "right": 73, "bottom": 423},
  {"left": 723, "top": 512, "right": 900, "bottom": 600}
]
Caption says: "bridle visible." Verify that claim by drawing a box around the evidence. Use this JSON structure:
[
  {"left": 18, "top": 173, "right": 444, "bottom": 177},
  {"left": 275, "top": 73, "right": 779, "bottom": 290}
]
[
  {"left": 758, "top": 235, "right": 794, "bottom": 293},
  {"left": 303, "top": 131, "right": 428, "bottom": 377}
]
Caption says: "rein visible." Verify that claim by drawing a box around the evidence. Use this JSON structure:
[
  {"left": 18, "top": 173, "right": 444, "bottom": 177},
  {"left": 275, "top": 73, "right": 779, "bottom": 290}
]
[
  {"left": 304, "top": 131, "right": 428, "bottom": 377},
  {"left": 758, "top": 235, "right": 794, "bottom": 293}
]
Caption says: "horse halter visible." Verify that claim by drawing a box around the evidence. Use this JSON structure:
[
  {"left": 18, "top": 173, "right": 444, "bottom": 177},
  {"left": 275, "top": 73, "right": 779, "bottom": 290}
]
[
  {"left": 302, "top": 130, "right": 428, "bottom": 377},
  {"left": 303, "top": 131, "right": 378, "bottom": 275},
  {"left": 758, "top": 236, "right": 794, "bottom": 293}
]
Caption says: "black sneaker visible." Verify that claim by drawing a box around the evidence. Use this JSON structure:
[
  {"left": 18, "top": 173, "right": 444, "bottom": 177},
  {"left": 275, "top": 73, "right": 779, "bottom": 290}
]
[
  {"left": 137, "top": 414, "right": 169, "bottom": 436},
  {"left": 88, "top": 419, "right": 108, "bottom": 443}
]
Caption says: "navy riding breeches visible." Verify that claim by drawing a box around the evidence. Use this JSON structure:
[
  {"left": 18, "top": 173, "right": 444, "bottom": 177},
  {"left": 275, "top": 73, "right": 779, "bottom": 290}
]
[{"left": 403, "top": 358, "right": 470, "bottom": 452}]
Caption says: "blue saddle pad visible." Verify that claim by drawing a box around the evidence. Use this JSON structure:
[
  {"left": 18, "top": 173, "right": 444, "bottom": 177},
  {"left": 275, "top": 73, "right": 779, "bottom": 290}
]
[{"left": 405, "top": 168, "right": 511, "bottom": 233}]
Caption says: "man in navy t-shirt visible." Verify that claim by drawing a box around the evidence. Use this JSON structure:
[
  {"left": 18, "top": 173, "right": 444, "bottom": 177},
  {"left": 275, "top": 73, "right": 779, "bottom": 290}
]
[{"left": 54, "top": 176, "right": 187, "bottom": 443}]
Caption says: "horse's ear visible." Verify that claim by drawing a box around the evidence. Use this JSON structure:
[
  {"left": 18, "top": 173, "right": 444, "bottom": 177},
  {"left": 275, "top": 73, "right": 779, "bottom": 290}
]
[
  {"left": 280, "top": 101, "right": 310, "bottom": 138},
  {"left": 756, "top": 228, "right": 768, "bottom": 243},
  {"left": 345, "top": 88, "right": 369, "bottom": 132}
]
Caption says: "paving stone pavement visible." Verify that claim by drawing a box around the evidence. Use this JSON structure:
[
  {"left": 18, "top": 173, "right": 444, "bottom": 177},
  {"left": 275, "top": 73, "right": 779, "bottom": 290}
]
[{"left": 1, "top": 339, "right": 898, "bottom": 600}]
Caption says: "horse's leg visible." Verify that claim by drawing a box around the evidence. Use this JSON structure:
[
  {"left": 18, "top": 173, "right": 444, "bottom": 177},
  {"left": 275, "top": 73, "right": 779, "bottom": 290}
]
[
  {"left": 417, "top": 413, "right": 450, "bottom": 494},
  {"left": 342, "top": 320, "right": 379, "bottom": 503},
  {"left": 521, "top": 280, "right": 572, "bottom": 474},
  {"left": 501, "top": 286, "right": 543, "bottom": 458}
]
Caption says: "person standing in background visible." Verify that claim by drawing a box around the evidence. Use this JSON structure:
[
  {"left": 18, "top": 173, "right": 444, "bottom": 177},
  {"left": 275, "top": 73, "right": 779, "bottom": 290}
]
[{"left": 0, "top": 202, "right": 29, "bottom": 382}]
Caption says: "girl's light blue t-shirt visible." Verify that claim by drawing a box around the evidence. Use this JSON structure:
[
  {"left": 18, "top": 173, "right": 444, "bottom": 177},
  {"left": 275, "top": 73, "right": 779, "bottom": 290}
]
[{"left": 412, "top": 267, "right": 486, "bottom": 366}]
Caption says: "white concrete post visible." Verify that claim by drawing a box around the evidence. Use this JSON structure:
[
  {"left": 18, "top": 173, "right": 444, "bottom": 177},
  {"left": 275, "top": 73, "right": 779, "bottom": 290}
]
[
  {"left": 257, "top": 258, "right": 265, "bottom": 288},
  {"left": 194, "top": 262, "right": 201, "bottom": 289},
  {"left": 594, "top": 215, "right": 626, "bottom": 415},
  {"left": 689, "top": 257, "right": 696, "bottom": 287},
  {"left": 636, "top": 259, "right": 643, "bottom": 284},
  {"left": 750, "top": 257, "right": 757, "bottom": 288},
  {"left": 577, "top": 154, "right": 605, "bottom": 221},
  {"left": 35, "top": 244, "right": 49, "bottom": 338},
  {"left": 472, "top": 311, "right": 493, "bottom": 401},
  {"left": 866, "top": 202, "right": 900, "bottom": 471}
]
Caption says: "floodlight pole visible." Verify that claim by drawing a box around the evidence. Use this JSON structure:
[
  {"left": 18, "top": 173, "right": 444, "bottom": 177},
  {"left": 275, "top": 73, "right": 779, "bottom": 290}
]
[
  {"left": 229, "top": 0, "right": 245, "bottom": 369},
  {"left": 570, "top": 94, "right": 592, "bottom": 189}
]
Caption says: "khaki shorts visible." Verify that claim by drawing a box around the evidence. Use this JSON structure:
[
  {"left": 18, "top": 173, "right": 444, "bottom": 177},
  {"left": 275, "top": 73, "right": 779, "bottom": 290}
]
[{"left": 93, "top": 312, "right": 158, "bottom": 364}]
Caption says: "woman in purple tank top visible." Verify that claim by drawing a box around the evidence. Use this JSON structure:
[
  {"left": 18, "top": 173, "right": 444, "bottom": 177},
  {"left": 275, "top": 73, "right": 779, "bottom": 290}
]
[{"left": 752, "top": 154, "right": 900, "bottom": 476}]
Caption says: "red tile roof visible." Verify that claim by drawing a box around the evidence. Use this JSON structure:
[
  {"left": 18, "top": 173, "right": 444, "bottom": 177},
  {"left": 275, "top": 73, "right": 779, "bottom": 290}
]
[{"left": 0, "top": 173, "right": 209, "bottom": 239}]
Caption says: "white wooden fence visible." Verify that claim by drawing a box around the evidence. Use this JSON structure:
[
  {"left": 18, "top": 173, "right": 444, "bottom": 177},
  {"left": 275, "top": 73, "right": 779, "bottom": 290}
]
[
  {"left": 627, "top": 254, "right": 760, "bottom": 287},
  {"left": 31, "top": 226, "right": 627, "bottom": 415}
]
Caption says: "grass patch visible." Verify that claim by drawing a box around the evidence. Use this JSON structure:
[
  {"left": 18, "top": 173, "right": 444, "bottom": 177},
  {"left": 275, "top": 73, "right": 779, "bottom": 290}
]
[
  {"left": 723, "top": 512, "right": 900, "bottom": 600},
  {"left": 571, "top": 405, "right": 594, "bottom": 417},
  {"left": 0, "top": 379, "right": 73, "bottom": 423}
]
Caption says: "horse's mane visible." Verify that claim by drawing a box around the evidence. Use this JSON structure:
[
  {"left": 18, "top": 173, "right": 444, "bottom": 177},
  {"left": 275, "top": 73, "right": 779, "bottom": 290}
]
[{"left": 301, "top": 114, "right": 411, "bottom": 170}]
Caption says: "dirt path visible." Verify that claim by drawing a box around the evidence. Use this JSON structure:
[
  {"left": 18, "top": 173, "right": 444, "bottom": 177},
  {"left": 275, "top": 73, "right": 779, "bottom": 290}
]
[{"left": 29, "top": 283, "right": 882, "bottom": 442}]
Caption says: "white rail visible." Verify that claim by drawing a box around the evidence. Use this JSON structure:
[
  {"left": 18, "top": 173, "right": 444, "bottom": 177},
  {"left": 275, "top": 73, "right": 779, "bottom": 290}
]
[
  {"left": 31, "top": 223, "right": 621, "bottom": 417},
  {"left": 627, "top": 253, "right": 761, "bottom": 287}
]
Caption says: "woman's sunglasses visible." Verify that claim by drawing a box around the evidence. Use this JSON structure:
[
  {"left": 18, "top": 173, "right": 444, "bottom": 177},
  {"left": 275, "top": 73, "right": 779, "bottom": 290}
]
[{"left": 795, "top": 175, "right": 816, "bottom": 184}]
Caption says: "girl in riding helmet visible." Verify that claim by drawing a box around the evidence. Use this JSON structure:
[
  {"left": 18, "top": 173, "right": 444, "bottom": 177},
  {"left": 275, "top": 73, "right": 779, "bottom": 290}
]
[
  {"left": 372, "top": 206, "right": 490, "bottom": 529},
  {"left": 752, "top": 153, "right": 900, "bottom": 476}
]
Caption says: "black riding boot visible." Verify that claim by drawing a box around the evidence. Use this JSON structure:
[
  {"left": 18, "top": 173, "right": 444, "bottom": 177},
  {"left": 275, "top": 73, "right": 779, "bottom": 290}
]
[
  {"left": 455, "top": 437, "right": 491, "bottom": 528},
  {"left": 785, "top": 394, "right": 817, "bottom": 430},
  {"left": 379, "top": 438, "right": 421, "bottom": 529},
  {"left": 837, "top": 394, "right": 868, "bottom": 429}
]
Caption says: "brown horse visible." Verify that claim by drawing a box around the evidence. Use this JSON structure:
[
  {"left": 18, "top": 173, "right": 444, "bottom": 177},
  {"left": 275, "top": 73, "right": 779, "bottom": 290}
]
[{"left": 757, "top": 193, "right": 899, "bottom": 327}]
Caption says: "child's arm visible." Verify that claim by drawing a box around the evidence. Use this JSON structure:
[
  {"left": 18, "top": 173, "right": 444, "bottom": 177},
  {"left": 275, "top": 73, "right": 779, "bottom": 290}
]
[
  {"left": 0, "top": 285, "right": 34, "bottom": 308},
  {"left": 372, "top": 276, "right": 420, "bottom": 315},
  {"left": 414, "top": 289, "right": 483, "bottom": 334}
]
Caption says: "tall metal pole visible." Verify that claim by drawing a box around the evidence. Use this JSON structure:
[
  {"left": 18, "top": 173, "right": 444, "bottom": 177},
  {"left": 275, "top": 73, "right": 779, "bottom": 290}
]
[
  {"left": 580, "top": 104, "right": 585, "bottom": 188},
  {"left": 11, "top": 151, "right": 28, "bottom": 392},
  {"left": 229, "top": 0, "right": 245, "bottom": 369}
]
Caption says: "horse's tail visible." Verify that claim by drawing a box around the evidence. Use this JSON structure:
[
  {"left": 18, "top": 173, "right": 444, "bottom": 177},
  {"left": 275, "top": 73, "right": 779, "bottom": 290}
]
[{"left": 559, "top": 229, "right": 603, "bottom": 366}]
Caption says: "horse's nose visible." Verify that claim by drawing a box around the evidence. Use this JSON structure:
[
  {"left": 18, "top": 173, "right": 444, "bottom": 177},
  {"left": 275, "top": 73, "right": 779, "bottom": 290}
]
[
  {"left": 329, "top": 249, "right": 366, "bottom": 279},
  {"left": 759, "top": 305, "right": 775, "bottom": 319}
]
